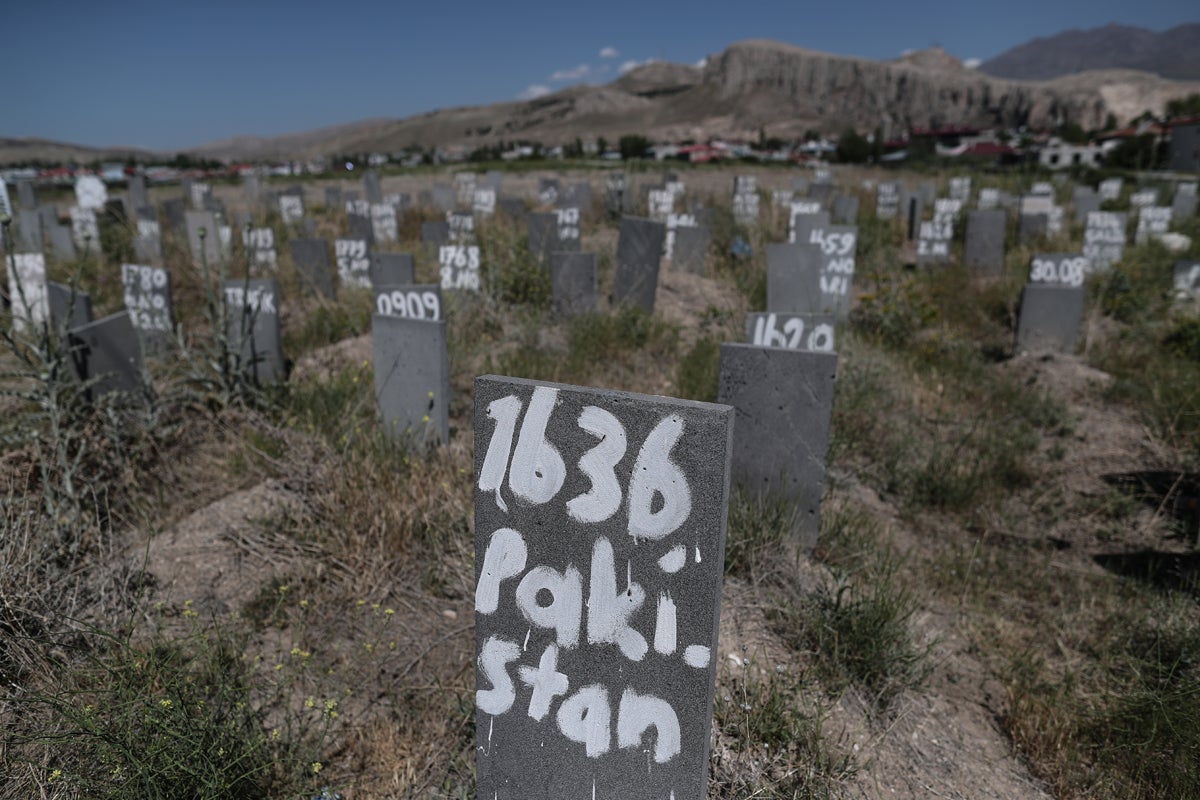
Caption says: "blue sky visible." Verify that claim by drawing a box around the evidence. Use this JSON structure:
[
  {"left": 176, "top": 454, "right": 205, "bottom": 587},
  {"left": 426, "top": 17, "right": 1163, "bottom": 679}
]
[{"left": 6, "top": 0, "right": 1197, "bottom": 151}]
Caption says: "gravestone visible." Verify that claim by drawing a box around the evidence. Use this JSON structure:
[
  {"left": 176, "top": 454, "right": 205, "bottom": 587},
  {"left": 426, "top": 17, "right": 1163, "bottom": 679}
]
[
  {"left": 74, "top": 175, "right": 108, "bottom": 211},
  {"left": 244, "top": 174, "right": 261, "bottom": 207},
  {"left": 184, "top": 210, "right": 221, "bottom": 265},
  {"left": 349, "top": 210, "right": 375, "bottom": 243},
  {"left": 772, "top": 189, "right": 795, "bottom": 208},
  {"left": 977, "top": 188, "right": 1000, "bottom": 210},
  {"left": 917, "top": 218, "right": 953, "bottom": 265},
  {"left": 1083, "top": 211, "right": 1127, "bottom": 271},
  {"left": 16, "top": 180, "right": 37, "bottom": 211},
  {"left": 279, "top": 194, "right": 304, "bottom": 224},
  {"left": 1030, "top": 182, "right": 1055, "bottom": 198},
  {"left": 556, "top": 207, "right": 582, "bottom": 253},
  {"left": 474, "top": 187, "right": 497, "bottom": 217},
  {"left": 7, "top": 252, "right": 47, "bottom": 332},
  {"left": 831, "top": 195, "right": 859, "bottom": 225},
  {"left": 732, "top": 190, "right": 759, "bottom": 226},
  {"left": 559, "top": 183, "right": 592, "bottom": 212},
  {"left": 432, "top": 184, "right": 456, "bottom": 212},
  {"left": 189, "top": 182, "right": 211, "bottom": 210},
  {"left": 346, "top": 198, "right": 371, "bottom": 218},
  {"left": 456, "top": 173, "right": 478, "bottom": 207},
  {"left": 605, "top": 173, "right": 626, "bottom": 218},
  {"left": 37, "top": 203, "right": 59, "bottom": 230},
  {"left": 364, "top": 171, "right": 383, "bottom": 205},
  {"left": 1018, "top": 212, "right": 1048, "bottom": 244},
  {"left": 1028, "top": 253, "right": 1088, "bottom": 288},
  {"left": 372, "top": 203, "right": 398, "bottom": 243},
  {"left": 473, "top": 374, "right": 733, "bottom": 800},
  {"left": 647, "top": 188, "right": 674, "bottom": 222},
  {"left": 792, "top": 176, "right": 809, "bottom": 194},
  {"left": 733, "top": 175, "right": 756, "bottom": 196},
  {"left": 70, "top": 207, "right": 101, "bottom": 252},
  {"left": 1072, "top": 186, "right": 1101, "bottom": 223},
  {"left": 1135, "top": 206, "right": 1172, "bottom": 245},
  {"left": 1015, "top": 284, "right": 1085, "bottom": 353},
  {"left": 325, "top": 186, "right": 344, "bottom": 209},
  {"left": 875, "top": 183, "right": 899, "bottom": 219},
  {"left": 16, "top": 209, "right": 44, "bottom": 253},
  {"left": 224, "top": 279, "right": 284, "bottom": 382},
  {"left": 613, "top": 216, "right": 666, "bottom": 312},
  {"left": 528, "top": 213, "right": 557, "bottom": 266},
  {"left": 290, "top": 238, "right": 336, "bottom": 298},
  {"left": 68, "top": 311, "right": 144, "bottom": 399},
  {"left": 903, "top": 193, "right": 924, "bottom": 241},
  {"left": 949, "top": 176, "right": 972, "bottom": 203},
  {"left": 917, "top": 182, "right": 936, "bottom": 207},
  {"left": 335, "top": 238, "right": 371, "bottom": 289},
  {"left": 163, "top": 199, "right": 187, "bottom": 237},
  {"left": 422, "top": 221, "right": 450, "bottom": 254},
  {"left": 745, "top": 312, "right": 835, "bottom": 352},
  {"left": 963, "top": 209, "right": 1007, "bottom": 275},
  {"left": 448, "top": 211, "right": 476, "bottom": 244},
  {"left": 374, "top": 284, "right": 442, "bottom": 321},
  {"left": 134, "top": 218, "right": 162, "bottom": 264},
  {"left": 243, "top": 227, "right": 277, "bottom": 269},
  {"left": 798, "top": 223, "right": 857, "bottom": 317},
  {"left": 664, "top": 213, "right": 696, "bottom": 261},
  {"left": 371, "top": 252, "right": 415, "bottom": 288},
  {"left": 121, "top": 263, "right": 174, "bottom": 348},
  {"left": 438, "top": 245, "right": 482, "bottom": 291},
  {"left": 1099, "top": 178, "right": 1123, "bottom": 201},
  {"left": 1172, "top": 260, "right": 1200, "bottom": 300},
  {"left": 47, "top": 224, "right": 77, "bottom": 261},
  {"left": 1130, "top": 189, "right": 1158, "bottom": 208},
  {"left": 46, "top": 282, "right": 93, "bottom": 330},
  {"left": 550, "top": 252, "right": 597, "bottom": 315},
  {"left": 808, "top": 183, "right": 834, "bottom": 204},
  {"left": 1174, "top": 184, "right": 1198, "bottom": 219},
  {"left": 500, "top": 196, "right": 528, "bottom": 220},
  {"left": 672, "top": 225, "right": 709, "bottom": 276},
  {"left": 766, "top": 243, "right": 821, "bottom": 312},
  {"left": 372, "top": 314, "right": 449, "bottom": 446},
  {"left": 717, "top": 344, "right": 837, "bottom": 548},
  {"left": 788, "top": 201, "right": 824, "bottom": 243},
  {"left": 129, "top": 175, "right": 148, "bottom": 210}
]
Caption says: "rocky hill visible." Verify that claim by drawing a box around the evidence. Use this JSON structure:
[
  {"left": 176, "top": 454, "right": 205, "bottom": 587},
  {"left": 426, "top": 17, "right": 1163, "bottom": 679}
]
[{"left": 979, "top": 23, "right": 1200, "bottom": 82}]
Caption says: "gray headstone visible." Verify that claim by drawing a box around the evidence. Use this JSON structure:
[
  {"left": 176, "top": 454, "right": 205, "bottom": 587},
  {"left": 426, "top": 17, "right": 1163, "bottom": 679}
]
[
  {"left": 279, "top": 194, "right": 305, "bottom": 225},
  {"left": 789, "top": 205, "right": 829, "bottom": 245},
  {"left": 528, "top": 213, "right": 557, "bottom": 266},
  {"left": 17, "top": 209, "right": 43, "bottom": 253},
  {"left": 224, "top": 279, "right": 284, "bottom": 382},
  {"left": 808, "top": 183, "right": 834, "bottom": 204},
  {"left": 185, "top": 210, "right": 222, "bottom": 266},
  {"left": 37, "top": 204, "right": 59, "bottom": 230},
  {"left": 500, "top": 196, "right": 528, "bottom": 220},
  {"left": 372, "top": 314, "right": 449, "bottom": 446},
  {"left": 448, "top": 211, "right": 476, "bottom": 244},
  {"left": 46, "top": 224, "right": 78, "bottom": 262},
  {"left": 431, "top": 184, "right": 455, "bottom": 212},
  {"left": 1015, "top": 284, "right": 1085, "bottom": 353},
  {"left": 917, "top": 217, "right": 953, "bottom": 265},
  {"left": 121, "top": 263, "right": 174, "bottom": 349},
  {"left": 1174, "top": 189, "right": 1198, "bottom": 220},
  {"left": 605, "top": 173, "right": 625, "bottom": 217},
  {"left": 16, "top": 180, "right": 37, "bottom": 211},
  {"left": 1083, "top": 211, "right": 1127, "bottom": 271},
  {"left": 46, "top": 282, "right": 93, "bottom": 330},
  {"left": 422, "top": 221, "right": 450, "bottom": 254},
  {"left": 129, "top": 175, "right": 148, "bottom": 210},
  {"left": 963, "top": 210, "right": 1007, "bottom": 275},
  {"left": 335, "top": 238, "right": 371, "bottom": 289},
  {"left": 364, "top": 171, "right": 383, "bottom": 205},
  {"left": 374, "top": 284, "right": 442, "bottom": 321},
  {"left": 163, "top": 198, "right": 187, "bottom": 237},
  {"left": 831, "top": 195, "right": 859, "bottom": 225},
  {"left": 69, "top": 207, "right": 99, "bottom": 253},
  {"left": 647, "top": 188, "right": 675, "bottom": 221},
  {"left": 555, "top": 207, "right": 582, "bottom": 253},
  {"left": 1099, "top": 178, "right": 1123, "bottom": 201},
  {"left": 6, "top": 252, "right": 48, "bottom": 331},
  {"left": 1072, "top": 186, "right": 1100, "bottom": 223},
  {"left": 348, "top": 212, "right": 375, "bottom": 243},
  {"left": 1028, "top": 253, "right": 1088, "bottom": 288},
  {"left": 550, "top": 252, "right": 597, "bottom": 315},
  {"left": 371, "top": 252, "right": 415, "bottom": 288},
  {"left": 559, "top": 182, "right": 592, "bottom": 212},
  {"left": 613, "top": 216, "right": 666, "bottom": 312},
  {"left": 243, "top": 227, "right": 277, "bottom": 272},
  {"left": 538, "top": 178, "right": 561, "bottom": 206},
  {"left": 797, "top": 224, "right": 856, "bottom": 317},
  {"left": 875, "top": 183, "right": 899, "bottom": 219},
  {"left": 671, "top": 225, "right": 709, "bottom": 276},
  {"left": 325, "top": 186, "right": 345, "bottom": 209},
  {"left": 68, "top": 311, "right": 144, "bottom": 400},
  {"left": 766, "top": 243, "right": 821, "bottom": 313},
  {"left": 1135, "top": 206, "right": 1172, "bottom": 245},
  {"left": 717, "top": 343, "right": 837, "bottom": 548},
  {"left": 438, "top": 244, "right": 482, "bottom": 291},
  {"left": 244, "top": 174, "right": 261, "bottom": 207},
  {"left": 745, "top": 312, "right": 835, "bottom": 352},
  {"left": 1018, "top": 213, "right": 1048, "bottom": 244},
  {"left": 290, "top": 238, "right": 335, "bottom": 298},
  {"left": 472, "top": 374, "right": 733, "bottom": 800}
]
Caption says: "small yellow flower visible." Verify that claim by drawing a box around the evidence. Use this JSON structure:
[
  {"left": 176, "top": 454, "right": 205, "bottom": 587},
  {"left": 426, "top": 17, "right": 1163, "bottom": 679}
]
[
  {"left": 311, "top": 762, "right": 323, "bottom": 774},
  {"left": 356, "top": 599, "right": 366, "bottom": 607},
  {"left": 275, "top": 663, "right": 283, "bottom": 671},
  {"left": 299, "top": 599, "right": 310, "bottom": 608},
  {"left": 48, "top": 769, "right": 62, "bottom": 782},
  {"left": 305, "top": 696, "right": 316, "bottom": 709},
  {"left": 159, "top": 699, "right": 173, "bottom": 708},
  {"left": 384, "top": 607, "right": 395, "bottom": 616},
  {"left": 325, "top": 698, "right": 338, "bottom": 712},
  {"left": 270, "top": 727, "right": 280, "bottom": 740}
]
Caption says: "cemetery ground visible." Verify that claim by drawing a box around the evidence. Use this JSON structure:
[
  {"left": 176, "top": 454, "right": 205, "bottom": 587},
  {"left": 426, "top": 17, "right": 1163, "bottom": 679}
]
[{"left": 2, "top": 166, "right": 1199, "bottom": 800}]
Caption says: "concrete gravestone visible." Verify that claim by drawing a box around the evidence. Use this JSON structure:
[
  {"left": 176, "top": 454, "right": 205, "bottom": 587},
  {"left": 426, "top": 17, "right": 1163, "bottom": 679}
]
[
  {"left": 74, "top": 175, "right": 107, "bottom": 211},
  {"left": 1130, "top": 189, "right": 1158, "bottom": 208},
  {"left": 473, "top": 375, "right": 733, "bottom": 800},
  {"left": 371, "top": 203, "right": 399, "bottom": 244},
  {"left": 1083, "top": 212, "right": 1127, "bottom": 271},
  {"left": 551, "top": 252, "right": 597, "bottom": 315},
  {"left": 672, "top": 225, "right": 710, "bottom": 276},
  {"left": 244, "top": 227, "right": 278, "bottom": 269},
  {"left": 47, "top": 223, "right": 77, "bottom": 261},
  {"left": 772, "top": 190, "right": 795, "bottom": 208},
  {"left": 224, "top": 279, "right": 284, "bottom": 382},
  {"left": 949, "top": 176, "right": 972, "bottom": 203},
  {"left": 1015, "top": 284, "right": 1085, "bottom": 353},
  {"left": 1099, "top": 178, "right": 1123, "bottom": 201},
  {"left": 68, "top": 312, "right": 144, "bottom": 399},
  {"left": 279, "top": 195, "right": 304, "bottom": 224},
  {"left": 1173, "top": 183, "right": 1198, "bottom": 219},
  {"left": 1172, "top": 260, "right": 1200, "bottom": 300},
  {"left": 875, "top": 183, "right": 899, "bottom": 219},
  {"left": 325, "top": 187, "right": 345, "bottom": 209},
  {"left": 70, "top": 207, "right": 99, "bottom": 252},
  {"left": 335, "top": 238, "right": 371, "bottom": 289},
  {"left": 1135, "top": 206, "right": 1173, "bottom": 245},
  {"left": 374, "top": 284, "right": 441, "bottom": 321},
  {"left": 364, "top": 171, "right": 383, "bottom": 205},
  {"left": 290, "top": 239, "right": 336, "bottom": 298},
  {"left": 16, "top": 180, "right": 37, "bottom": 211},
  {"left": 717, "top": 344, "right": 837, "bottom": 547},
  {"left": 613, "top": 216, "right": 666, "bottom": 313},
  {"left": 831, "top": 195, "right": 859, "bottom": 225},
  {"left": 745, "top": 312, "right": 835, "bottom": 352},
  {"left": 663, "top": 213, "right": 696, "bottom": 261},
  {"left": 964, "top": 209, "right": 1007, "bottom": 275},
  {"left": 46, "top": 283, "right": 93, "bottom": 331},
  {"left": 371, "top": 253, "right": 415, "bottom": 288},
  {"left": 134, "top": 216, "right": 162, "bottom": 264},
  {"left": 431, "top": 184, "right": 455, "bottom": 212},
  {"left": 448, "top": 211, "right": 476, "bottom": 244},
  {"left": 475, "top": 187, "right": 497, "bottom": 217},
  {"left": 801, "top": 223, "right": 857, "bottom": 317},
  {"left": 917, "top": 218, "right": 953, "bottom": 264},
  {"left": 528, "top": 213, "right": 558, "bottom": 266},
  {"left": 1072, "top": 186, "right": 1101, "bottom": 223},
  {"left": 372, "top": 313, "right": 449, "bottom": 446},
  {"left": 121, "top": 264, "right": 174, "bottom": 347},
  {"left": 456, "top": 173, "right": 478, "bottom": 207},
  {"left": 422, "top": 221, "right": 450, "bottom": 255},
  {"left": 766, "top": 243, "right": 821, "bottom": 313},
  {"left": 539, "top": 178, "right": 561, "bottom": 207},
  {"left": 556, "top": 207, "right": 582, "bottom": 252},
  {"left": 189, "top": 182, "right": 211, "bottom": 210},
  {"left": 605, "top": 173, "right": 625, "bottom": 217},
  {"left": 163, "top": 199, "right": 187, "bottom": 237},
  {"left": 185, "top": 210, "right": 222, "bottom": 266},
  {"left": 977, "top": 188, "right": 1000, "bottom": 210},
  {"left": 7, "top": 253, "right": 48, "bottom": 332},
  {"left": 1029, "top": 253, "right": 1088, "bottom": 288},
  {"left": 559, "top": 183, "right": 592, "bottom": 212},
  {"left": 438, "top": 245, "right": 482, "bottom": 291},
  {"left": 647, "top": 189, "right": 674, "bottom": 222},
  {"left": 128, "top": 175, "right": 148, "bottom": 210},
  {"left": 788, "top": 201, "right": 823, "bottom": 243}
]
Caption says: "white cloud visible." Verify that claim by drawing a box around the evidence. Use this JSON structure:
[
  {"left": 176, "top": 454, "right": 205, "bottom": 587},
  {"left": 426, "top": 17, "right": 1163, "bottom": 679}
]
[
  {"left": 600, "top": 46, "right": 619, "bottom": 59},
  {"left": 618, "top": 58, "right": 657, "bottom": 75},
  {"left": 518, "top": 84, "right": 552, "bottom": 100},
  {"left": 695, "top": 57, "right": 708, "bottom": 68},
  {"left": 900, "top": 48, "right": 915, "bottom": 57},
  {"left": 963, "top": 57, "right": 981, "bottom": 69},
  {"left": 550, "top": 64, "right": 591, "bottom": 82}
]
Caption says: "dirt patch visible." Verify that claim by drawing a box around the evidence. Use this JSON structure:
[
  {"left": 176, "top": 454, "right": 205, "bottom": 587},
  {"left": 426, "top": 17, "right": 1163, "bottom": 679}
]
[{"left": 291, "top": 332, "right": 373, "bottom": 383}]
